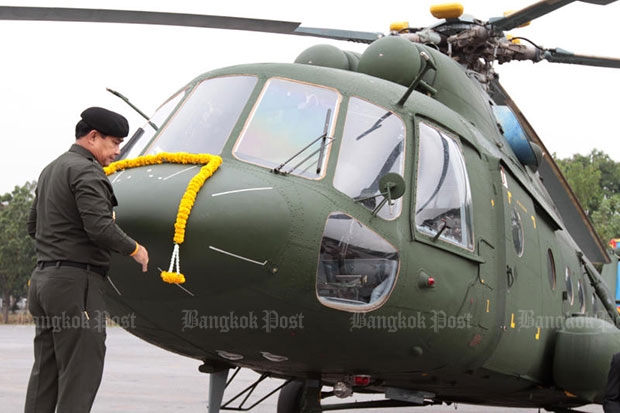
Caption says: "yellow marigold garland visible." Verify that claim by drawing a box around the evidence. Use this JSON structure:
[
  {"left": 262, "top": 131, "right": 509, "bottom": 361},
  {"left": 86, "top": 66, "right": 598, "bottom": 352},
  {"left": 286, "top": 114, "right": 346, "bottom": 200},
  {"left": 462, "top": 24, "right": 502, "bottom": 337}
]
[{"left": 104, "top": 152, "right": 223, "bottom": 284}]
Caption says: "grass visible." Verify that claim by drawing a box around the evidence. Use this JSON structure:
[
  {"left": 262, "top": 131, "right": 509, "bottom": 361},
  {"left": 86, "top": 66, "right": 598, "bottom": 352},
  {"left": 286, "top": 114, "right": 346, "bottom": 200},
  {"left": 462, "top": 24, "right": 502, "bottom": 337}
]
[
  {"left": 0, "top": 311, "right": 33, "bottom": 325},
  {"left": 1, "top": 311, "right": 124, "bottom": 327}
]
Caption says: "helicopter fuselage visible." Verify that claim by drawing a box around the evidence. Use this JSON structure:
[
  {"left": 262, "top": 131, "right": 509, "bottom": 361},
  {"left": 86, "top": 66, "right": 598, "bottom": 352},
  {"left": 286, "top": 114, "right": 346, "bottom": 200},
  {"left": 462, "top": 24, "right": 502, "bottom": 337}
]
[{"left": 105, "top": 50, "right": 620, "bottom": 409}]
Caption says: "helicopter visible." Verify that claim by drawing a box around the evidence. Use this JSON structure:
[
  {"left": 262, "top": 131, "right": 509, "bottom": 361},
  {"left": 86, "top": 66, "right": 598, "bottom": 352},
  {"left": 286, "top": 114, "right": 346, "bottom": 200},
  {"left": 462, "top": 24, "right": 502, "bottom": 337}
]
[{"left": 3, "top": 1, "right": 620, "bottom": 412}]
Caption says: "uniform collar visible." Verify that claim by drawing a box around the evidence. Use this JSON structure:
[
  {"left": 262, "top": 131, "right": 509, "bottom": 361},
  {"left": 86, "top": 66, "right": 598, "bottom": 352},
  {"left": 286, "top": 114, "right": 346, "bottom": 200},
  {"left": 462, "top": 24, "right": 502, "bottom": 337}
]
[{"left": 69, "top": 143, "right": 97, "bottom": 163}]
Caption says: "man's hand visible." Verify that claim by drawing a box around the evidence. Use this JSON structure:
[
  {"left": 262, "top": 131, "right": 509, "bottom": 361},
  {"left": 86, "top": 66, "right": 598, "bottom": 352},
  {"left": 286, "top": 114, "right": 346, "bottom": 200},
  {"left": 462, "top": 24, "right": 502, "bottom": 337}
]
[{"left": 132, "top": 244, "right": 149, "bottom": 272}]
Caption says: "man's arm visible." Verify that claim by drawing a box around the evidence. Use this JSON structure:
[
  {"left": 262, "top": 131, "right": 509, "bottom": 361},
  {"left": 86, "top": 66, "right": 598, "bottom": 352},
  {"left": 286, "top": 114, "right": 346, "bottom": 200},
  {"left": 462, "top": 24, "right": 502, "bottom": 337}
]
[
  {"left": 74, "top": 168, "right": 136, "bottom": 253},
  {"left": 130, "top": 244, "right": 149, "bottom": 272},
  {"left": 27, "top": 200, "right": 37, "bottom": 240}
]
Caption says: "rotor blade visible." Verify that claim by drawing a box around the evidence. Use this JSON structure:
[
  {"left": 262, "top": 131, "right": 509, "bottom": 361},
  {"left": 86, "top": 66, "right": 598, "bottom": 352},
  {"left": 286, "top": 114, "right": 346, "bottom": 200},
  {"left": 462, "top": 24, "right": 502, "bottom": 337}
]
[
  {"left": 543, "top": 48, "right": 620, "bottom": 68},
  {"left": 490, "top": 0, "right": 617, "bottom": 32},
  {"left": 0, "top": 6, "right": 301, "bottom": 34},
  {"left": 579, "top": 0, "right": 617, "bottom": 5},
  {"left": 489, "top": 0, "right": 577, "bottom": 32},
  {"left": 293, "top": 26, "right": 382, "bottom": 44},
  {"left": 0, "top": 6, "right": 383, "bottom": 43}
]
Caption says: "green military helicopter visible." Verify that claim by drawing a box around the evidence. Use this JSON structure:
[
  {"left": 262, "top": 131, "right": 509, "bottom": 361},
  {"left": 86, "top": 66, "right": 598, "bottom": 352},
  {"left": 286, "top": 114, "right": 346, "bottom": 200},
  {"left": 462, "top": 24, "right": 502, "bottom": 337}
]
[{"left": 3, "top": 1, "right": 620, "bottom": 412}]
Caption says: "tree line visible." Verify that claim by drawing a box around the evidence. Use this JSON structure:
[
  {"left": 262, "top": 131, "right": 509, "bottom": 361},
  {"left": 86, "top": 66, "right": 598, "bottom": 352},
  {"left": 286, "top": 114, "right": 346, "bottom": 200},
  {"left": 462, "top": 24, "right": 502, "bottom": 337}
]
[
  {"left": 555, "top": 150, "right": 620, "bottom": 245},
  {"left": 0, "top": 182, "right": 36, "bottom": 323},
  {"left": 1, "top": 149, "right": 619, "bottom": 322}
]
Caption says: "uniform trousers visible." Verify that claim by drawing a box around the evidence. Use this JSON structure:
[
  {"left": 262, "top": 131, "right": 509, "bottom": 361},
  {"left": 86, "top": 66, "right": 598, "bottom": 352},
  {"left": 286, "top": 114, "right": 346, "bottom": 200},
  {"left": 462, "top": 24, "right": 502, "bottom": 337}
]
[
  {"left": 25, "top": 265, "right": 107, "bottom": 413},
  {"left": 605, "top": 352, "right": 620, "bottom": 413}
]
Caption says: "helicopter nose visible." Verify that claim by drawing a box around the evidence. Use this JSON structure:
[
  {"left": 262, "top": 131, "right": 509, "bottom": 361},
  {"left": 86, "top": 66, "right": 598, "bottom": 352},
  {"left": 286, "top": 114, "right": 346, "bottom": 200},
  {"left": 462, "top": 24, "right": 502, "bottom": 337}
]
[{"left": 108, "top": 163, "right": 292, "bottom": 296}]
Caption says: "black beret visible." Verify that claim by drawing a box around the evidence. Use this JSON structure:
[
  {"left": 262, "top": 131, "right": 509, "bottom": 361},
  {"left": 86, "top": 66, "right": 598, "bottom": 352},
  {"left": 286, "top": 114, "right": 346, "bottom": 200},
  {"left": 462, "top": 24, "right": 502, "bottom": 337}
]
[{"left": 80, "top": 107, "right": 129, "bottom": 138}]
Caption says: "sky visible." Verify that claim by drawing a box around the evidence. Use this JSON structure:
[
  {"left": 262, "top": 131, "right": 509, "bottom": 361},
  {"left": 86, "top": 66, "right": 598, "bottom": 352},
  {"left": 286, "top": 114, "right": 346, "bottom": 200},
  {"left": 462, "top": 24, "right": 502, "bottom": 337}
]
[{"left": 1, "top": 0, "right": 619, "bottom": 195}]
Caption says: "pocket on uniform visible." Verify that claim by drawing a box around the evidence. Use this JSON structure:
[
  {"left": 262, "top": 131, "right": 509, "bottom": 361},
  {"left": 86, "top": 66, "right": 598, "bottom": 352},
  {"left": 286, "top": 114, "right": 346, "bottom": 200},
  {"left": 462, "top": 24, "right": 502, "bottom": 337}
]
[{"left": 84, "top": 273, "right": 106, "bottom": 321}]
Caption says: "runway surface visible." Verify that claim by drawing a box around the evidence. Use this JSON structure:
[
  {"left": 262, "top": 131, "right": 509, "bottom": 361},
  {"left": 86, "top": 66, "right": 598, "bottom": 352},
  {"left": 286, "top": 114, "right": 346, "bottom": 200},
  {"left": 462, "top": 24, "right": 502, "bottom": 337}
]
[{"left": 0, "top": 324, "right": 601, "bottom": 412}]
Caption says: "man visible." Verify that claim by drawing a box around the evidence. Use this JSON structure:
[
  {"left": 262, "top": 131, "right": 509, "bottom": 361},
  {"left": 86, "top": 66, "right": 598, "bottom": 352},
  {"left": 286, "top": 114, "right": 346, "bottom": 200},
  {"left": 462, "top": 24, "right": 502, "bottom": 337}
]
[
  {"left": 605, "top": 352, "right": 620, "bottom": 412},
  {"left": 25, "top": 107, "right": 149, "bottom": 412}
]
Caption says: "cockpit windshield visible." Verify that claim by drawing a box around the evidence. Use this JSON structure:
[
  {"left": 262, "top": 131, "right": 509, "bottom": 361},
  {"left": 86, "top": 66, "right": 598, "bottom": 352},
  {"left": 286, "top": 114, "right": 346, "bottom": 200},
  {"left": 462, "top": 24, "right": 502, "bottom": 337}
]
[
  {"left": 233, "top": 78, "right": 339, "bottom": 179},
  {"left": 129, "top": 75, "right": 258, "bottom": 157},
  {"left": 333, "top": 98, "right": 405, "bottom": 220}
]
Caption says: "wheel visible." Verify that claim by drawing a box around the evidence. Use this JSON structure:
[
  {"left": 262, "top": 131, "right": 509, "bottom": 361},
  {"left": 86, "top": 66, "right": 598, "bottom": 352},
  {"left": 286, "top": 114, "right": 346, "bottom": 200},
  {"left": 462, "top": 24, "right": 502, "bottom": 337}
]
[{"left": 277, "top": 380, "right": 304, "bottom": 413}]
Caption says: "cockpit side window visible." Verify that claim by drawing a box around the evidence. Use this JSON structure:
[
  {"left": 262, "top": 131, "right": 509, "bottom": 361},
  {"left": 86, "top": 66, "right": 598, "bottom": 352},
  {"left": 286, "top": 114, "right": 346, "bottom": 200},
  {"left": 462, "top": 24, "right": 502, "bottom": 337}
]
[
  {"left": 317, "top": 212, "right": 399, "bottom": 311},
  {"left": 415, "top": 122, "right": 474, "bottom": 250},
  {"left": 142, "top": 75, "right": 258, "bottom": 155},
  {"left": 333, "top": 97, "right": 405, "bottom": 220},
  {"left": 122, "top": 91, "right": 185, "bottom": 159},
  {"left": 233, "top": 78, "right": 339, "bottom": 179}
]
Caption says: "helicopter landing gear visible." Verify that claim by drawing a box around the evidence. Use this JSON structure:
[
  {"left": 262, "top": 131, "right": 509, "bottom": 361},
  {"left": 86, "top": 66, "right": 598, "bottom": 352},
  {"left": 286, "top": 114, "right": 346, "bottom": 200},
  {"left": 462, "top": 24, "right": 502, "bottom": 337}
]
[
  {"left": 277, "top": 380, "right": 322, "bottom": 413},
  {"left": 207, "top": 369, "right": 229, "bottom": 413},
  {"left": 277, "top": 380, "right": 304, "bottom": 412}
]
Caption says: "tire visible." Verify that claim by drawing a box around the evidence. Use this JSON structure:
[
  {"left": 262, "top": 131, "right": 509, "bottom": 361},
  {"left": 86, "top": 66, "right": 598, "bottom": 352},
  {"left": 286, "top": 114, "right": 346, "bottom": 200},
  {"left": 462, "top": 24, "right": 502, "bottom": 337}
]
[{"left": 277, "top": 380, "right": 304, "bottom": 413}]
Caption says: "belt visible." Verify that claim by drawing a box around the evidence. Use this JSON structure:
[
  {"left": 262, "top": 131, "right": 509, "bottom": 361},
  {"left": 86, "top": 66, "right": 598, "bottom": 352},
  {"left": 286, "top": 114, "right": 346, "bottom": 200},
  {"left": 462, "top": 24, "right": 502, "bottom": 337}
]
[{"left": 38, "top": 260, "right": 108, "bottom": 277}]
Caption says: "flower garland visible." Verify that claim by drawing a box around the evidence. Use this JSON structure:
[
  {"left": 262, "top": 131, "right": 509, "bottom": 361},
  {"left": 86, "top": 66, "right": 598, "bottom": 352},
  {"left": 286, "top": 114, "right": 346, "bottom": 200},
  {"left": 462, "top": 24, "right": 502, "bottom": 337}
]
[{"left": 104, "top": 152, "right": 223, "bottom": 284}]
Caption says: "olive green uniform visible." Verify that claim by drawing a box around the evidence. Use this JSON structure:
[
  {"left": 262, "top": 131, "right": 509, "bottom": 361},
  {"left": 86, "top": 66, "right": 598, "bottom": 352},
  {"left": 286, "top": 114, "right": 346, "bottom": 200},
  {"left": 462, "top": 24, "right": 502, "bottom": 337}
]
[{"left": 25, "top": 144, "right": 136, "bottom": 413}]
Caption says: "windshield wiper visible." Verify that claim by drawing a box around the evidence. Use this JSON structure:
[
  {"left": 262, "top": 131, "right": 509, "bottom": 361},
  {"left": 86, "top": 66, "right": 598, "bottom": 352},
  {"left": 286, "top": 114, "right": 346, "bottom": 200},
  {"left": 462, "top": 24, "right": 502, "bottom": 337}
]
[
  {"left": 355, "top": 111, "right": 392, "bottom": 141},
  {"left": 118, "top": 127, "right": 144, "bottom": 160},
  {"left": 315, "top": 109, "right": 332, "bottom": 174},
  {"left": 273, "top": 110, "right": 333, "bottom": 175},
  {"left": 106, "top": 87, "right": 159, "bottom": 131}
]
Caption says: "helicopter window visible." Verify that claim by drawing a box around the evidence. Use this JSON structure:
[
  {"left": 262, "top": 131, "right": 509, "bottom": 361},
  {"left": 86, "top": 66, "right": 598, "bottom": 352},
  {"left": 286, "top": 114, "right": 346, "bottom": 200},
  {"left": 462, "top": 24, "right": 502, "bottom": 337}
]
[
  {"left": 333, "top": 97, "right": 405, "bottom": 220},
  {"left": 577, "top": 278, "right": 586, "bottom": 313},
  {"left": 415, "top": 122, "right": 474, "bottom": 250},
  {"left": 123, "top": 91, "right": 185, "bottom": 159},
  {"left": 546, "top": 249, "right": 556, "bottom": 290},
  {"left": 565, "top": 267, "right": 574, "bottom": 306},
  {"left": 143, "top": 75, "right": 258, "bottom": 155},
  {"left": 234, "top": 78, "right": 339, "bottom": 179},
  {"left": 317, "top": 212, "right": 399, "bottom": 310},
  {"left": 511, "top": 208, "right": 524, "bottom": 257}
]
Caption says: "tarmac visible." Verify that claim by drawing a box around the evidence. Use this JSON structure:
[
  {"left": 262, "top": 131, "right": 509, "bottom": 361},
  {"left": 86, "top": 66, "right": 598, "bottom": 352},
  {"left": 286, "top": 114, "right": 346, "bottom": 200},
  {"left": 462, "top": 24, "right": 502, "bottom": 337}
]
[{"left": 0, "top": 324, "right": 601, "bottom": 412}]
